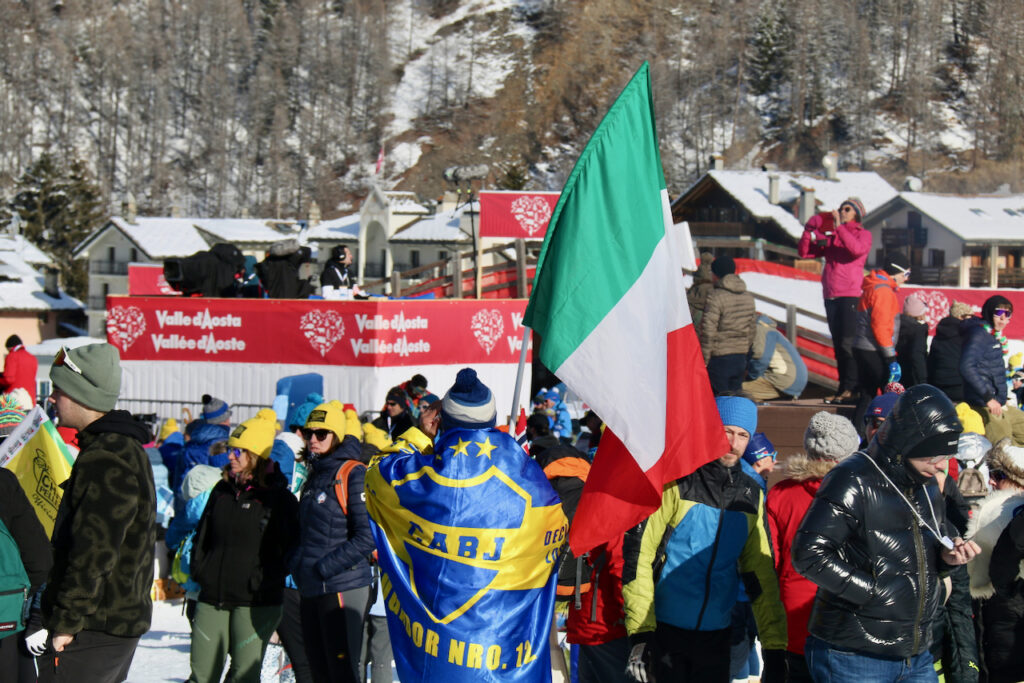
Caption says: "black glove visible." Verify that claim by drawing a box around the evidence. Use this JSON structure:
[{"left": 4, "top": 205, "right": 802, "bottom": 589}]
[
  {"left": 625, "top": 633, "right": 654, "bottom": 683},
  {"left": 761, "top": 649, "right": 788, "bottom": 683}
]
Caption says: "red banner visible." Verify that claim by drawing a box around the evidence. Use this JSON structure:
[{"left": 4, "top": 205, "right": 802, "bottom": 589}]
[
  {"left": 106, "top": 297, "right": 530, "bottom": 366},
  {"left": 479, "top": 191, "right": 560, "bottom": 238},
  {"left": 899, "top": 287, "right": 1024, "bottom": 338},
  {"left": 128, "top": 264, "right": 180, "bottom": 296}
]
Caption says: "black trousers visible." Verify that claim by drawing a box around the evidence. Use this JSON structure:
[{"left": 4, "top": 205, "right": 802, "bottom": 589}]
[
  {"left": 825, "top": 297, "right": 860, "bottom": 393},
  {"left": 0, "top": 631, "right": 37, "bottom": 683},
  {"left": 279, "top": 587, "right": 314, "bottom": 683},
  {"left": 300, "top": 586, "right": 370, "bottom": 683},
  {"left": 654, "top": 622, "right": 730, "bottom": 682},
  {"left": 37, "top": 630, "right": 139, "bottom": 683},
  {"left": 853, "top": 347, "right": 888, "bottom": 433}
]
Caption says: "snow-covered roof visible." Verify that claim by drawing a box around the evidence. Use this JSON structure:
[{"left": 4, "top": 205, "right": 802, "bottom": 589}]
[
  {"left": 80, "top": 217, "right": 210, "bottom": 259},
  {"left": 193, "top": 218, "right": 301, "bottom": 244},
  {"left": 0, "top": 234, "right": 53, "bottom": 267},
  {"left": 879, "top": 192, "right": 1024, "bottom": 243},
  {"left": 384, "top": 191, "right": 431, "bottom": 215},
  {"left": 305, "top": 214, "right": 360, "bottom": 241},
  {"left": 390, "top": 209, "right": 471, "bottom": 243},
  {"left": 681, "top": 170, "right": 899, "bottom": 239},
  {"left": 0, "top": 238, "right": 83, "bottom": 311}
]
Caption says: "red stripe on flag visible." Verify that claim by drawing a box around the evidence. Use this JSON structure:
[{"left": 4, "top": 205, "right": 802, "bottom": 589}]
[{"left": 568, "top": 325, "right": 727, "bottom": 554}]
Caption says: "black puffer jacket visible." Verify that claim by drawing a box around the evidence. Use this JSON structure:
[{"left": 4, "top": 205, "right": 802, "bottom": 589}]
[
  {"left": 928, "top": 315, "right": 965, "bottom": 402},
  {"left": 192, "top": 465, "right": 299, "bottom": 607},
  {"left": 983, "top": 509, "right": 1024, "bottom": 681},
  {"left": 959, "top": 316, "right": 1007, "bottom": 407},
  {"left": 792, "top": 384, "right": 962, "bottom": 659},
  {"left": 291, "top": 435, "right": 374, "bottom": 597}
]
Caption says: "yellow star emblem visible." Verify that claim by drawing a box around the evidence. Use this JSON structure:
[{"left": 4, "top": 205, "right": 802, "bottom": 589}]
[
  {"left": 450, "top": 438, "right": 472, "bottom": 458},
  {"left": 474, "top": 437, "right": 497, "bottom": 460}
]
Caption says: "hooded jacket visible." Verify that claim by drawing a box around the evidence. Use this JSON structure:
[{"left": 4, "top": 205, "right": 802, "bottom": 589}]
[
  {"left": 765, "top": 454, "right": 839, "bottom": 655},
  {"left": 853, "top": 269, "right": 902, "bottom": 357},
  {"left": 621, "top": 459, "right": 786, "bottom": 650},
  {"left": 977, "top": 505, "right": 1024, "bottom": 680},
  {"left": 747, "top": 316, "right": 808, "bottom": 398},
  {"left": 797, "top": 215, "right": 873, "bottom": 299},
  {"left": 42, "top": 410, "right": 156, "bottom": 637},
  {"left": 959, "top": 316, "right": 1008, "bottom": 407},
  {"left": 699, "top": 273, "right": 757, "bottom": 363},
  {"left": 928, "top": 315, "right": 965, "bottom": 402},
  {"left": 291, "top": 435, "right": 374, "bottom": 597},
  {"left": 792, "top": 385, "right": 962, "bottom": 659}
]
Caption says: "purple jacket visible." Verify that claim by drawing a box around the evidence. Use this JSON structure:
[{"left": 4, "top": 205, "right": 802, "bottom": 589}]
[{"left": 798, "top": 214, "right": 872, "bottom": 299}]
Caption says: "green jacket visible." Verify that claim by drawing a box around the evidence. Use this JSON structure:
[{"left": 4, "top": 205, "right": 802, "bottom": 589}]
[{"left": 42, "top": 410, "right": 156, "bottom": 637}]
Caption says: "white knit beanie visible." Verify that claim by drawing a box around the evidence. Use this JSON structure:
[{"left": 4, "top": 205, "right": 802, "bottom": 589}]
[{"left": 804, "top": 411, "right": 861, "bottom": 461}]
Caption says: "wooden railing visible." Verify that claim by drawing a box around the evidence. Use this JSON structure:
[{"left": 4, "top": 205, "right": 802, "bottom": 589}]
[{"left": 361, "top": 239, "right": 543, "bottom": 298}]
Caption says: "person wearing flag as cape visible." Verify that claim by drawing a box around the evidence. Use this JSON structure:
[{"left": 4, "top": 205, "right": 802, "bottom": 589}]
[{"left": 365, "top": 368, "right": 567, "bottom": 682}]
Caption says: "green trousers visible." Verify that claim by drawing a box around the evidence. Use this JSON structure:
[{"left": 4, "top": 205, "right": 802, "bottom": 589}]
[{"left": 188, "top": 602, "right": 282, "bottom": 683}]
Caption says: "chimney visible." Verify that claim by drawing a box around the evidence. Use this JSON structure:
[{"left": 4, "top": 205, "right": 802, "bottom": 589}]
[
  {"left": 710, "top": 154, "right": 724, "bottom": 171},
  {"left": 822, "top": 151, "right": 839, "bottom": 181},
  {"left": 308, "top": 200, "right": 322, "bottom": 227},
  {"left": 799, "top": 186, "right": 816, "bottom": 225},
  {"left": 768, "top": 174, "right": 780, "bottom": 205},
  {"left": 43, "top": 267, "right": 59, "bottom": 298},
  {"left": 122, "top": 193, "right": 137, "bottom": 223},
  {"left": 442, "top": 191, "right": 459, "bottom": 213}
]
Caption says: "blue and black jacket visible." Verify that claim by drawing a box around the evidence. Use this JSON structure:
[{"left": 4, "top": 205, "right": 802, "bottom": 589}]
[{"left": 621, "top": 459, "right": 786, "bottom": 649}]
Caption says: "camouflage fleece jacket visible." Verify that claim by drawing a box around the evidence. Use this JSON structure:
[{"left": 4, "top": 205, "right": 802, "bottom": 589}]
[{"left": 42, "top": 410, "right": 157, "bottom": 637}]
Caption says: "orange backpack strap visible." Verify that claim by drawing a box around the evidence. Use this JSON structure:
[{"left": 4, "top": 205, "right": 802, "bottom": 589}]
[{"left": 332, "top": 460, "right": 367, "bottom": 515}]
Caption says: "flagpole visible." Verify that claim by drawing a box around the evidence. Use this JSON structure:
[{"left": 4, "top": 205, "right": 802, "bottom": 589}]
[{"left": 508, "top": 325, "right": 530, "bottom": 426}]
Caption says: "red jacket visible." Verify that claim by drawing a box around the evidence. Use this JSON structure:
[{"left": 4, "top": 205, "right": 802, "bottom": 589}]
[
  {"left": 765, "top": 454, "right": 840, "bottom": 655},
  {"left": 566, "top": 537, "right": 627, "bottom": 646},
  {"left": 0, "top": 345, "right": 37, "bottom": 404},
  {"left": 798, "top": 214, "right": 872, "bottom": 299}
]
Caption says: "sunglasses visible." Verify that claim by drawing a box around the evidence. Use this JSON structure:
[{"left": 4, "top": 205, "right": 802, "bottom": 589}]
[
  {"left": 840, "top": 206, "right": 856, "bottom": 213},
  {"left": 994, "top": 308, "right": 1013, "bottom": 318},
  {"left": 228, "top": 447, "right": 246, "bottom": 459},
  {"left": 301, "top": 428, "right": 332, "bottom": 442},
  {"left": 385, "top": 401, "right": 399, "bottom": 407},
  {"left": 924, "top": 453, "right": 955, "bottom": 464},
  {"left": 53, "top": 346, "right": 84, "bottom": 375}
]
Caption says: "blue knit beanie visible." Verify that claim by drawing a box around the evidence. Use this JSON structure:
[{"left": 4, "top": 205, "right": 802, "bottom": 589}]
[
  {"left": 441, "top": 368, "right": 496, "bottom": 431},
  {"left": 742, "top": 432, "right": 777, "bottom": 465},
  {"left": 715, "top": 396, "right": 757, "bottom": 436},
  {"left": 289, "top": 392, "right": 325, "bottom": 431}
]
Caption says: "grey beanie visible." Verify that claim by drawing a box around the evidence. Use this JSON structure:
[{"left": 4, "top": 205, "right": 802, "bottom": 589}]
[
  {"left": 804, "top": 411, "right": 860, "bottom": 461},
  {"left": 49, "top": 343, "right": 121, "bottom": 412}
]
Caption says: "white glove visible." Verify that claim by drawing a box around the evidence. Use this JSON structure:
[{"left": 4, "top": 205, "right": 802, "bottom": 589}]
[
  {"left": 626, "top": 642, "right": 651, "bottom": 683},
  {"left": 25, "top": 629, "right": 48, "bottom": 656}
]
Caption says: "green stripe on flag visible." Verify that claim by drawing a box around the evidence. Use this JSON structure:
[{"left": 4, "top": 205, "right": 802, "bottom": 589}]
[{"left": 524, "top": 62, "right": 668, "bottom": 370}]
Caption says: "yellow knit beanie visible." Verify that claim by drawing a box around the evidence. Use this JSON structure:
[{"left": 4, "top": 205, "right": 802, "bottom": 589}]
[
  {"left": 305, "top": 400, "right": 347, "bottom": 442},
  {"left": 228, "top": 409, "right": 279, "bottom": 459},
  {"left": 158, "top": 418, "right": 180, "bottom": 443}
]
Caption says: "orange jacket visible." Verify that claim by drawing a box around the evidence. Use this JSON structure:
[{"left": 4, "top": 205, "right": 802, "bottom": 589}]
[{"left": 856, "top": 269, "right": 901, "bottom": 356}]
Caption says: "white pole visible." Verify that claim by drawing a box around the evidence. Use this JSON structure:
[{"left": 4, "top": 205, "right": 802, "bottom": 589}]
[{"left": 508, "top": 325, "right": 531, "bottom": 426}]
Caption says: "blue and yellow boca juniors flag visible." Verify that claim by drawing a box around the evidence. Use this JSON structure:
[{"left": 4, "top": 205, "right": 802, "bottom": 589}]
[{"left": 365, "top": 427, "right": 567, "bottom": 682}]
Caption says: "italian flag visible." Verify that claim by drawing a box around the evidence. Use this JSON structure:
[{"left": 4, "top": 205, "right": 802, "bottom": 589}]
[{"left": 523, "top": 62, "right": 728, "bottom": 554}]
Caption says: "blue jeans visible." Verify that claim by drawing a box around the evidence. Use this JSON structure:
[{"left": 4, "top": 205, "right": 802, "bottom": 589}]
[{"left": 805, "top": 636, "right": 937, "bottom": 683}]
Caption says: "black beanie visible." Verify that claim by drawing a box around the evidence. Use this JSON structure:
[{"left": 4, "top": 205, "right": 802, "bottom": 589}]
[
  {"left": 882, "top": 252, "right": 911, "bottom": 276},
  {"left": 711, "top": 256, "right": 736, "bottom": 278}
]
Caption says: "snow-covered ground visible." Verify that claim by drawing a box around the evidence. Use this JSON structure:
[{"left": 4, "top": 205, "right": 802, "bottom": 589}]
[{"left": 127, "top": 599, "right": 401, "bottom": 683}]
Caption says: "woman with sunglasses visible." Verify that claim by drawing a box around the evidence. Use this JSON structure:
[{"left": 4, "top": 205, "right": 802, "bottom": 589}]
[
  {"left": 960, "top": 295, "right": 1024, "bottom": 446},
  {"left": 291, "top": 400, "right": 374, "bottom": 683},
  {"left": 965, "top": 438, "right": 1024, "bottom": 682},
  {"left": 797, "top": 197, "right": 873, "bottom": 405},
  {"left": 187, "top": 410, "right": 300, "bottom": 683}
]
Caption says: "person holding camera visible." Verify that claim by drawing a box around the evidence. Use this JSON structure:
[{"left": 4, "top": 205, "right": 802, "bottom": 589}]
[{"left": 798, "top": 197, "right": 873, "bottom": 404}]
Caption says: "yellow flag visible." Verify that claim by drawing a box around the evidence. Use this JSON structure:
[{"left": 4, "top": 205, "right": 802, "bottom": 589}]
[{"left": 0, "top": 407, "right": 74, "bottom": 537}]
